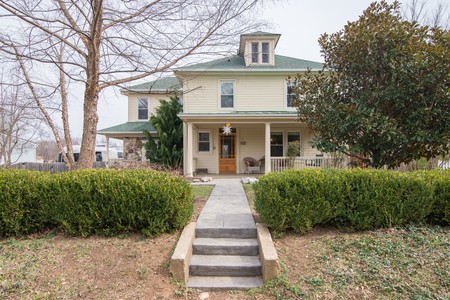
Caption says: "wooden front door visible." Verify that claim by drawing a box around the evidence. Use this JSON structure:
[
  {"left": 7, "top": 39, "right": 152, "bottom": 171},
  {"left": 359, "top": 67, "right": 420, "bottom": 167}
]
[{"left": 219, "top": 133, "right": 236, "bottom": 174}]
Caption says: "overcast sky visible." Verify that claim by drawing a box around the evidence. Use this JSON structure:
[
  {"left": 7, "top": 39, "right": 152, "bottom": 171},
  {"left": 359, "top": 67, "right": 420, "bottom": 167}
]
[{"left": 82, "top": 0, "right": 445, "bottom": 144}]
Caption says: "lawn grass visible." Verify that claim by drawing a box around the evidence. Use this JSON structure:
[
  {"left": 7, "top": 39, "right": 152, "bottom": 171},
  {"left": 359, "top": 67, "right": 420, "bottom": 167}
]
[{"left": 192, "top": 185, "right": 214, "bottom": 200}]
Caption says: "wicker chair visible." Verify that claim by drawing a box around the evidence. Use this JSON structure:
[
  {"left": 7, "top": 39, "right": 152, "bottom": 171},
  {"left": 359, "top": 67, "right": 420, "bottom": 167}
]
[{"left": 243, "top": 157, "right": 261, "bottom": 174}]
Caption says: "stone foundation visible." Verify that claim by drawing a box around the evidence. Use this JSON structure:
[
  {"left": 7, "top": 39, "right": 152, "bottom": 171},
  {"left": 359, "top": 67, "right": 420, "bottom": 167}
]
[{"left": 123, "top": 138, "right": 144, "bottom": 161}]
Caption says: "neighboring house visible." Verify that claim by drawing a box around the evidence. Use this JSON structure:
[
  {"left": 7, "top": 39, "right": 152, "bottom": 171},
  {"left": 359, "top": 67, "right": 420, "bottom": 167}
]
[
  {"left": 98, "top": 77, "right": 181, "bottom": 161},
  {"left": 99, "top": 31, "right": 328, "bottom": 175}
]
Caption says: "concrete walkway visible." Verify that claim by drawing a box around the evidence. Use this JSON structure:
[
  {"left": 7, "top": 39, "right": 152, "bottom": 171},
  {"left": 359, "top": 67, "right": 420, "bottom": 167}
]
[
  {"left": 188, "top": 179, "right": 263, "bottom": 289},
  {"left": 195, "top": 179, "right": 256, "bottom": 239}
]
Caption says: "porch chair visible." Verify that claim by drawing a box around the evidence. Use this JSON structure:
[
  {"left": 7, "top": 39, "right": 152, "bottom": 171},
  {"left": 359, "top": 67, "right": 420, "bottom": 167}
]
[{"left": 243, "top": 157, "right": 261, "bottom": 174}]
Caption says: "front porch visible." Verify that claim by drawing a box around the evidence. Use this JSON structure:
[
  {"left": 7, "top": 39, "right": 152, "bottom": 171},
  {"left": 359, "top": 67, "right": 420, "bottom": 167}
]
[{"left": 179, "top": 112, "right": 333, "bottom": 177}]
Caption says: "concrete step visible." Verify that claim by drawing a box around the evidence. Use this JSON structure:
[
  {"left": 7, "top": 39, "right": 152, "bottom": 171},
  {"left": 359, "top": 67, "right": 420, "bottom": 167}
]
[
  {"left": 190, "top": 255, "right": 262, "bottom": 277},
  {"left": 193, "top": 238, "right": 259, "bottom": 256},
  {"left": 187, "top": 276, "right": 263, "bottom": 290},
  {"left": 195, "top": 227, "right": 257, "bottom": 239}
]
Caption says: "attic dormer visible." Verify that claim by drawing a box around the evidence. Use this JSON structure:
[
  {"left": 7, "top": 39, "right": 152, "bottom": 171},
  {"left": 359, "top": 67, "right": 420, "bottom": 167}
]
[{"left": 238, "top": 31, "right": 281, "bottom": 67}]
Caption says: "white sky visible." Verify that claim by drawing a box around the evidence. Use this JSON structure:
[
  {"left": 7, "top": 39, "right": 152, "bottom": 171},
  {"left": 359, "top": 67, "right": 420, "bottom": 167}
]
[{"left": 84, "top": 0, "right": 444, "bottom": 144}]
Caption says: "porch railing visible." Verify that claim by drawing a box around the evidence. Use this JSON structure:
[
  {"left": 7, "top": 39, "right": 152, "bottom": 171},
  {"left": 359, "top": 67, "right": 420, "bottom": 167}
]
[{"left": 270, "top": 157, "right": 346, "bottom": 172}]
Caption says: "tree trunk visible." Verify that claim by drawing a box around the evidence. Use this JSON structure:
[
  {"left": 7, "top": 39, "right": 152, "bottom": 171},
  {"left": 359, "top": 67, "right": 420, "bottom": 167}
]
[{"left": 76, "top": 0, "right": 102, "bottom": 169}]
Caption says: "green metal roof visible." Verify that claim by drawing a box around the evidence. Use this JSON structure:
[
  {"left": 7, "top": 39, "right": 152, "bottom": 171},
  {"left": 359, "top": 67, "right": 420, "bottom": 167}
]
[
  {"left": 179, "top": 111, "right": 297, "bottom": 115},
  {"left": 241, "top": 31, "right": 281, "bottom": 37},
  {"left": 98, "top": 121, "right": 155, "bottom": 134},
  {"left": 122, "top": 77, "right": 181, "bottom": 93},
  {"left": 176, "top": 55, "right": 323, "bottom": 72}
]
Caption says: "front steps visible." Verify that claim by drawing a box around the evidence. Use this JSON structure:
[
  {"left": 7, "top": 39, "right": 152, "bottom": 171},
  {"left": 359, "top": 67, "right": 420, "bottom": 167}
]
[
  {"left": 187, "top": 226, "right": 263, "bottom": 289},
  {"left": 170, "top": 180, "right": 278, "bottom": 290}
]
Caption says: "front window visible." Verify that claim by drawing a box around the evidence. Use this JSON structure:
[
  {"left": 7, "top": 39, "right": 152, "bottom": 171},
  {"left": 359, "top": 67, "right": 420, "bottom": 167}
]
[
  {"left": 270, "top": 132, "right": 283, "bottom": 157},
  {"left": 251, "top": 42, "right": 259, "bottom": 63},
  {"left": 262, "top": 42, "right": 269, "bottom": 63},
  {"left": 220, "top": 81, "right": 234, "bottom": 108},
  {"left": 286, "top": 81, "right": 297, "bottom": 108},
  {"left": 198, "top": 132, "right": 210, "bottom": 152},
  {"left": 138, "top": 99, "right": 148, "bottom": 120}
]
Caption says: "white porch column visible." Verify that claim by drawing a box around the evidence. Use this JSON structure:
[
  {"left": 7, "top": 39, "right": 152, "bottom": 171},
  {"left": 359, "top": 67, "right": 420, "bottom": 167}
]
[
  {"left": 106, "top": 136, "right": 110, "bottom": 168},
  {"left": 183, "top": 122, "right": 187, "bottom": 174},
  {"left": 265, "top": 122, "right": 271, "bottom": 173},
  {"left": 186, "top": 122, "right": 194, "bottom": 177}
]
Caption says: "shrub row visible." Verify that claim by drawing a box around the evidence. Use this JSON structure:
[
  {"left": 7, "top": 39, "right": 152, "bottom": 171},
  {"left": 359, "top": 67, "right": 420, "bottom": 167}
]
[
  {"left": 254, "top": 169, "right": 449, "bottom": 233},
  {"left": 0, "top": 169, "right": 192, "bottom": 237}
]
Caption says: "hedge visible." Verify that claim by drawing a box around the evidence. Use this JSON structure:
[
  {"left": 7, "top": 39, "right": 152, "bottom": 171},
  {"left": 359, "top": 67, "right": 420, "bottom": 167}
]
[
  {"left": 0, "top": 169, "right": 192, "bottom": 237},
  {"left": 254, "top": 169, "right": 449, "bottom": 233}
]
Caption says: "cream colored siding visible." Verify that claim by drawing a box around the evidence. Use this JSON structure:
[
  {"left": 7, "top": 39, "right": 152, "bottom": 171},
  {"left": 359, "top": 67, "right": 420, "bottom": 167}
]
[
  {"left": 127, "top": 93, "right": 173, "bottom": 121},
  {"left": 183, "top": 74, "right": 296, "bottom": 113},
  {"left": 193, "top": 125, "right": 219, "bottom": 174},
  {"left": 238, "top": 124, "right": 265, "bottom": 173}
]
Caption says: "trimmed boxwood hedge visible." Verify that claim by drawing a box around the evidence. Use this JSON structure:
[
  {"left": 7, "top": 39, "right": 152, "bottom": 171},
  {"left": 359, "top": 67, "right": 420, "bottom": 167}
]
[
  {"left": 0, "top": 169, "right": 192, "bottom": 237},
  {"left": 254, "top": 169, "right": 449, "bottom": 233}
]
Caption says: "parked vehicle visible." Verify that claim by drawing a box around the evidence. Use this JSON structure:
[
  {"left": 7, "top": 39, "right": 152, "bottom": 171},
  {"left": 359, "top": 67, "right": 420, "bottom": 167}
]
[{"left": 57, "top": 145, "right": 120, "bottom": 163}]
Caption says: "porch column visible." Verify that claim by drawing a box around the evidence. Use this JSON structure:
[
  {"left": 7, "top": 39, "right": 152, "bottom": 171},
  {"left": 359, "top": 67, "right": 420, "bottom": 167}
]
[
  {"left": 186, "top": 122, "right": 194, "bottom": 177},
  {"left": 106, "top": 136, "right": 110, "bottom": 168},
  {"left": 265, "top": 122, "right": 271, "bottom": 173}
]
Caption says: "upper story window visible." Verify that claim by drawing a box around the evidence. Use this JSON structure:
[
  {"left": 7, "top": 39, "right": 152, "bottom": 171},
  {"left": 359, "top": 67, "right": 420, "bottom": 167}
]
[
  {"left": 251, "top": 42, "right": 259, "bottom": 63},
  {"left": 249, "top": 41, "right": 271, "bottom": 64},
  {"left": 262, "top": 42, "right": 269, "bottom": 63},
  {"left": 138, "top": 98, "right": 148, "bottom": 120},
  {"left": 220, "top": 80, "right": 234, "bottom": 108},
  {"left": 286, "top": 80, "right": 296, "bottom": 108}
]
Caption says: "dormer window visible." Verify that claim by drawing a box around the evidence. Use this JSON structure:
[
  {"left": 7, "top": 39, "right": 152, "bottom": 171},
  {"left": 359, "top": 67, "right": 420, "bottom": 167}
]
[
  {"left": 262, "top": 42, "right": 269, "bottom": 63},
  {"left": 249, "top": 41, "right": 271, "bottom": 64},
  {"left": 251, "top": 43, "right": 259, "bottom": 63}
]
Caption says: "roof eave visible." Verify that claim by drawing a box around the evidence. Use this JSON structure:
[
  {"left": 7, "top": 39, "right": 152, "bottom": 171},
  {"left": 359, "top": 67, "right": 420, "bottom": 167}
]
[{"left": 175, "top": 68, "right": 323, "bottom": 73}]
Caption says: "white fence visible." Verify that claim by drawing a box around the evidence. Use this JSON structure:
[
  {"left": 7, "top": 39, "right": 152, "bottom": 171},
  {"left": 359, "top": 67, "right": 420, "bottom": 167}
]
[{"left": 270, "top": 157, "right": 349, "bottom": 172}]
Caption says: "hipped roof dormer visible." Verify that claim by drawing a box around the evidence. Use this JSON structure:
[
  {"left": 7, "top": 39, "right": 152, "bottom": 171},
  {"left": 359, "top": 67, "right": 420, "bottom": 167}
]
[{"left": 238, "top": 31, "right": 281, "bottom": 67}]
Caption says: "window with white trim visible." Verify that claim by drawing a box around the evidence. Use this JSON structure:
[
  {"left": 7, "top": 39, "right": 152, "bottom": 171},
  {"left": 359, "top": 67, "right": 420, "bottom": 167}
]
[
  {"left": 262, "top": 42, "right": 269, "bottom": 63},
  {"left": 251, "top": 42, "right": 259, "bottom": 63},
  {"left": 220, "top": 81, "right": 234, "bottom": 108},
  {"left": 198, "top": 131, "right": 210, "bottom": 152},
  {"left": 138, "top": 98, "right": 148, "bottom": 120},
  {"left": 286, "top": 81, "right": 296, "bottom": 108},
  {"left": 270, "top": 132, "right": 283, "bottom": 157}
]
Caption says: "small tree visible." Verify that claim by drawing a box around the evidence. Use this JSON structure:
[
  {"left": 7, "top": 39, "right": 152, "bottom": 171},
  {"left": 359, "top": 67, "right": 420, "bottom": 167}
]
[
  {"left": 293, "top": 1, "right": 450, "bottom": 168},
  {"left": 145, "top": 97, "right": 183, "bottom": 168}
]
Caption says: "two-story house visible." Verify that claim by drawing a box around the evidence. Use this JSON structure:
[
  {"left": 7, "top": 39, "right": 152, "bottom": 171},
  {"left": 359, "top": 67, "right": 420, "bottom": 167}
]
[{"left": 99, "top": 31, "right": 328, "bottom": 175}]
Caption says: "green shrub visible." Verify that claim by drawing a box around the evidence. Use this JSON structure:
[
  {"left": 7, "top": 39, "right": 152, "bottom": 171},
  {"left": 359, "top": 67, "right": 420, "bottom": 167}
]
[
  {"left": 0, "top": 169, "right": 192, "bottom": 237},
  {"left": 254, "top": 169, "right": 447, "bottom": 233},
  {"left": 0, "top": 170, "right": 50, "bottom": 236},
  {"left": 424, "top": 169, "right": 450, "bottom": 225}
]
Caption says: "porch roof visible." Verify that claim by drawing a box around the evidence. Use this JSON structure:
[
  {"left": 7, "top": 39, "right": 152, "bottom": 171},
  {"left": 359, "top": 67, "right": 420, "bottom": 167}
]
[
  {"left": 98, "top": 121, "right": 155, "bottom": 138},
  {"left": 178, "top": 111, "right": 299, "bottom": 122}
]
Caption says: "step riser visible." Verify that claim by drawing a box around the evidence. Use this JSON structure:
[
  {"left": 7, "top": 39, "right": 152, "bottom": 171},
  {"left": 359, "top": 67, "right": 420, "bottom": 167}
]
[
  {"left": 188, "top": 276, "right": 263, "bottom": 290},
  {"left": 190, "top": 266, "right": 262, "bottom": 277},
  {"left": 196, "top": 228, "right": 257, "bottom": 239},
  {"left": 193, "top": 245, "right": 259, "bottom": 256}
]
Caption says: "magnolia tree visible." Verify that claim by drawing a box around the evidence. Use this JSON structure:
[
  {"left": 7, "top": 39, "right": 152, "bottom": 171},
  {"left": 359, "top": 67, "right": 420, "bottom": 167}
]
[
  {"left": 292, "top": 1, "right": 450, "bottom": 168},
  {"left": 0, "top": 0, "right": 268, "bottom": 168}
]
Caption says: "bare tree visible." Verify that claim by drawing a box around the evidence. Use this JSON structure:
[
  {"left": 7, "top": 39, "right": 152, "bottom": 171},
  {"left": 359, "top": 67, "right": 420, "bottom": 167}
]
[
  {"left": 0, "top": 0, "right": 267, "bottom": 168},
  {"left": 402, "top": 0, "right": 450, "bottom": 28},
  {"left": 0, "top": 69, "right": 42, "bottom": 167}
]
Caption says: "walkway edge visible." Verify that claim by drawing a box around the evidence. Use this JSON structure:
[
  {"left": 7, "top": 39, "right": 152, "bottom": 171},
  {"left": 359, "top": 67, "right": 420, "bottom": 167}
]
[
  {"left": 170, "top": 222, "right": 196, "bottom": 284},
  {"left": 256, "top": 223, "right": 279, "bottom": 281}
]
